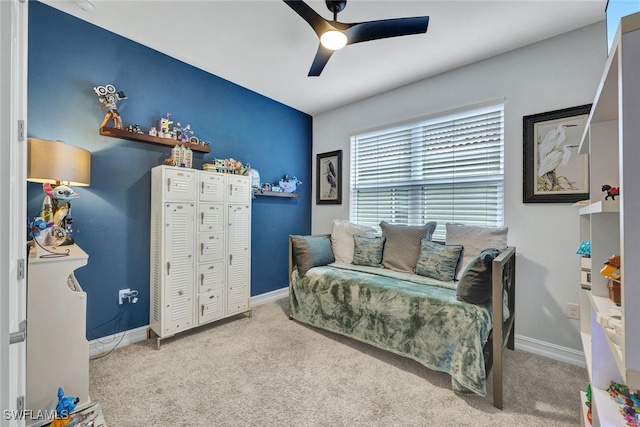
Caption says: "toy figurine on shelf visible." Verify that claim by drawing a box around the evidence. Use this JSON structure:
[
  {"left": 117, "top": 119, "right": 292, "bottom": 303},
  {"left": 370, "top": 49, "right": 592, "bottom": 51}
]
[
  {"left": 279, "top": 175, "right": 303, "bottom": 193},
  {"left": 94, "top": 84, "right": 127, "bottom": 129},
  {"left": 602, "top": 184, "right": 620, "bottom": 201},
  {"left": 149, "top": 126, "right": 157, "bottom": 137},
  {"left": 600, "top": 254, "right": 621, "bottom": 305},
  {"left": 159, "top": 113, "right": 173, "bottom": 139}
]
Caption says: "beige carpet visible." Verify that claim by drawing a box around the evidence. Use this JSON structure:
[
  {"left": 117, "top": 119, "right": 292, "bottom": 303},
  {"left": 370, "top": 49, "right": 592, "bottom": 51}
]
[{"left": 90, "top": 298, "right": 587, "bottom": 426}]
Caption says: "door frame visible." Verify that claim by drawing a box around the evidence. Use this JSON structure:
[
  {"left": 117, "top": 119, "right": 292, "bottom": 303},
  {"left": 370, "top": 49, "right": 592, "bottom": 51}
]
[{"left": 0, "top": 0, "right": 28, "bottom": 425}]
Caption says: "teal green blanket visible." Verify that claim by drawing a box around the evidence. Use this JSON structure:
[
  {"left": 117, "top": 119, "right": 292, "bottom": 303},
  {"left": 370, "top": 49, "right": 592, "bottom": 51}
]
[{"left": 289, "top": 263, "right": 492, "bottom": 396}]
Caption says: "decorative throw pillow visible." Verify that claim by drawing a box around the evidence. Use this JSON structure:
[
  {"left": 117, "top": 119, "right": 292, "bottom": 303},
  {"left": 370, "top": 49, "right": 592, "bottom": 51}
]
[
  {"left": 352, "top": 235, "right": 386, "bottom": 267},
  {"left": 380, "top": 221, "right": 437, "bottom": 273},
  {"left": 457, "top": 248, "right": 502, "bottom": 304},
  {"left": 445, "top": 223, "right": 508, "bottom": 280},
  {"left": 330, "top": 219, "right": 377, "bottom": 263},
  {"left": 290, "top": 235, "right": 335, "bottom": 276},
  {"left": 414, "top": 239, "right": 463, "bottom": 282}
]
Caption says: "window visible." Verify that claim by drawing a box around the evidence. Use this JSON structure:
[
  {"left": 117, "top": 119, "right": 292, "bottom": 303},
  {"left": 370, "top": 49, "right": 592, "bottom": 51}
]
[{"left": 350, "top": 102, "right": 504, "bottom": 241}]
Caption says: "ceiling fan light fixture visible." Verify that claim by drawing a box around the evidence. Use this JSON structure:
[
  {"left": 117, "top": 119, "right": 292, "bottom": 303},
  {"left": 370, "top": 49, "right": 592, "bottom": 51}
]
[{"left": 320, "top": 30, "right": 347, "bottom": 50}]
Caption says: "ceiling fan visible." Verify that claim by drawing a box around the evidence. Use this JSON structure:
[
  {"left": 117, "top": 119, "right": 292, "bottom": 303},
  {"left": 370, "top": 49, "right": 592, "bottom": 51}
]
[{"left": 283, "top": 0, "right": 429, "bottom": 76}]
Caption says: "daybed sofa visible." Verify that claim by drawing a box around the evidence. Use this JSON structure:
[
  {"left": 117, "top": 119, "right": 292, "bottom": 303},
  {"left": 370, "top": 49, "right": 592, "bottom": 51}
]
[{"left": 288, "top": 220, "right": 516, "bottom": 409}]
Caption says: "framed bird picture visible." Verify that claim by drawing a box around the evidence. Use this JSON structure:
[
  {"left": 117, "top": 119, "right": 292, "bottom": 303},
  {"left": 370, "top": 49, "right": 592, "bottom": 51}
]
[
  {"left": 317, "top": 150, "right": 342, "bottom": 204},
  {"left": 523, "top": 104, "right": 591, "bottom": 203}
]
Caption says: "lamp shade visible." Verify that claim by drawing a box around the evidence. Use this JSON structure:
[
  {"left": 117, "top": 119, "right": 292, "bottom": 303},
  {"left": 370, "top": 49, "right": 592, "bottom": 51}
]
[{"left": 27, "top": 138, "right": 91, "bottom": 186}]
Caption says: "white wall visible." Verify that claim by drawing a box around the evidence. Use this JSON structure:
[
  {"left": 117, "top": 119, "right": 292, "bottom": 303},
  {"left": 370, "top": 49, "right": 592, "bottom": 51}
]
[{"left": 311, "top": 22, "right": 606, "bottom": 361}]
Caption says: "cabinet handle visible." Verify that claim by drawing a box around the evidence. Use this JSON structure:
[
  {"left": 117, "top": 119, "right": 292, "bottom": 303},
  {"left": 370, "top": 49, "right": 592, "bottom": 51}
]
[
  {"left": 201, "top": 242, "right": 205, "bottom": 255},
  {"left": 201, "top": 273, "right": 204, "bottom": 287},
  {"left": 201, "top": 212, "right": 204, "bottom": 225},
  {"left": 201, "top": 181, "right": 204, "bottom": 194},
  {"left": 201, "top": 304, "right": 205, "bottom": 316},
  {"left": 167, "top": 178, "right": 171, "bottom": 192},
  {"left": 229, "top": 184, "right": 233, "bottom": 196},
  {"left": 230, "top": 254, "right": 233, "bottom": 265},
  {"left": 167, "top": 262, "right": 170, "bottom": 275}
]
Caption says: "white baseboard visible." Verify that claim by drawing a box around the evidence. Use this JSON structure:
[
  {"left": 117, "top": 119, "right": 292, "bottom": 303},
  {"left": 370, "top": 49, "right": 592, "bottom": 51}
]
[
  {"left": 250, "top": 286, "right": 288, "bottom": 306},
  {"left": 515, "top": 334, "right": 586, "bottom": 368},
  {"left": 89, "top": 287, "right": 290, "bottom": 357},
  {"left": 89, "top": 325, "right": 149, "bottom": 357}
]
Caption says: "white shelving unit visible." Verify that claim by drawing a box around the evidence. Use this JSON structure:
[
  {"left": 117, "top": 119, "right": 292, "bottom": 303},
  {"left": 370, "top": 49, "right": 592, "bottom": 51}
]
[{"left": 578, "top": 12, "right": 640, "bottom": 427}]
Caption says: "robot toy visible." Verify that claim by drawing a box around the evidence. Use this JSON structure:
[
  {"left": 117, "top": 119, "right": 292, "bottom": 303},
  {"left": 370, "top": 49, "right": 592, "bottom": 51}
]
[{"left": 94, "top": 84, "right": 127, "bottom": 129}]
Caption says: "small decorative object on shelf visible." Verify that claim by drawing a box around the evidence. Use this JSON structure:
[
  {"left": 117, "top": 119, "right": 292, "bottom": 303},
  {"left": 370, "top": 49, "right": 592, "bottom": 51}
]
[
  {"left": 585, "top": 384, "right": 593, "bottom": 425},
  {"left": 94, "top": 84, "right": 127, "bottom": 129},
  {"left": 602, "top": 184, "right": 620, "bottom": 201},
  {"left": 607, "top": 380, "right": 640, "bottom": 426},
  {"left": 203, "top": 158, "right": 248, "bottom": 175},
  {"left": 165, "top": 144, "right": 193, "bottom": 168},
  {"left": 279, "top": 174, "right": 302, "bottom": 194},
  {"left": 576, "top": 240, "right": 591, "bottom": 256},
  {"left": 127, "top": 123, "right": 144, "bottom": 134},
  {"left": 600, "top": 254, "right": 622, "bottom": 305}
]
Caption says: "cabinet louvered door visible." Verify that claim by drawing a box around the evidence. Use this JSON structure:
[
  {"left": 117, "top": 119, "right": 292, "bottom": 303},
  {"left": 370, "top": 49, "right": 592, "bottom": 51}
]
[
  {"left": 198, "top": 262, "right": 225, "bottom": 293},
  {"left": 163, "top": 202, "right": 195, "bottom": 334},
  {"left": 164, "top": 168, "right": 196, "bottom": 202},
  {"left": 198, "top": 290, "right": 224, "bottom": 324},
  {"left": 199, "top": 172, "right": 225, "bottom": 202},
  {"left": 228, "top": 204, "right": 250, "bottom": 315},
  {"left": 228, "top": 175, "right": 251, "bottom": 203},
  {"left": 198, "top": 203, "right": 225, "bottom": 233},
  {"left": 198, "top": 233, "right": 224, "bottom": 264}
]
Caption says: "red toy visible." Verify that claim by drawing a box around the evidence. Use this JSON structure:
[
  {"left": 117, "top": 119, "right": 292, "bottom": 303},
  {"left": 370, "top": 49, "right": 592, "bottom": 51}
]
[{"left": 602, "top": 184, "right": 620, "bottom": 201}]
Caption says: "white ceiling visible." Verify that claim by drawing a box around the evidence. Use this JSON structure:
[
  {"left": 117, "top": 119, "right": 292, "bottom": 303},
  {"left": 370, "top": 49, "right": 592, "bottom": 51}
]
[{"left": 41, "top": 0, "right": 606, "bottom": 115}]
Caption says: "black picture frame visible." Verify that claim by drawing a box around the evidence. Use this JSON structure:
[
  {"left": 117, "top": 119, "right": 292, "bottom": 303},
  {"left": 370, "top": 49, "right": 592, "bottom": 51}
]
[
  {"left": 316, "top": 150, "right": 342, "bottom": 205},
  {"left": 523, "top": 104, "right": 591, "bottom": 203}
]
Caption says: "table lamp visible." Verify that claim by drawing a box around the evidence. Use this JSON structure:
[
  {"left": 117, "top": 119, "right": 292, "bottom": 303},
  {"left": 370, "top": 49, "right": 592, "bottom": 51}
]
[{"left": 27, "top": 138, "right": 91, "bottom": 246}]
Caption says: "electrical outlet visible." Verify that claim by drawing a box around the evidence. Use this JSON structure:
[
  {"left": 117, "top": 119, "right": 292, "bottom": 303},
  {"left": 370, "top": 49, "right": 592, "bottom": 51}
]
[
  {"left": 119, "top": 288, "right": 131, "bottom": 305},
  {"left": 566, "top": 303, "right": 580, "bottom": 320}
]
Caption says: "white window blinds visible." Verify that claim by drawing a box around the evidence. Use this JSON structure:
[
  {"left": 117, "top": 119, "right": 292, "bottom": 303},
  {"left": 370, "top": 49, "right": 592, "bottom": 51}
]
[{"left": 350, "top": 103, "right": 504, "bottom": 241}]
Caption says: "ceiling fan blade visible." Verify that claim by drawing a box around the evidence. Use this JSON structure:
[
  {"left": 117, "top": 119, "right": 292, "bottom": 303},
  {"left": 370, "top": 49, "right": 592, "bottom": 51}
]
[
  {"left": 308, "top": 44, "right": 334, "bottom": 76},
  {"left": 345, "top": 16, "right": 429, "bottom": 45},
  {"left": 283, "top": 0, "right": 334, "bottom": 37}
]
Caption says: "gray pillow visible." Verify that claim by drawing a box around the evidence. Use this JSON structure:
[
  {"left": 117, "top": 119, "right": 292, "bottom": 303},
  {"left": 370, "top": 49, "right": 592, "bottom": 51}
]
[
  {"left": 290, "top": 235, "right": 335, "bottom": 276},
  {"left": 414, "top": 239, "right": 463, "bottom": 282},
  {"left": 445, "top": 224, "right": 508, "bottom": 280},
  {"left": 352, "top": 235, "right": 386, "bottom": 267},
  {"left": 456, "top": 248, "right": 502, "bottom": 304},
  {"left": 380, "top": 221, "right": 437, "bottom": 273}
]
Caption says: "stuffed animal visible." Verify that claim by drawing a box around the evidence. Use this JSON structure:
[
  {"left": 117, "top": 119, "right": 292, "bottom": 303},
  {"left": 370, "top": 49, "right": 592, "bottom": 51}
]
[
  {"left": 52, "top": 185, "right": 80, "bottom": 201},
  {"left": 55, "top": 387, "right": 79, "bottom": 418}
]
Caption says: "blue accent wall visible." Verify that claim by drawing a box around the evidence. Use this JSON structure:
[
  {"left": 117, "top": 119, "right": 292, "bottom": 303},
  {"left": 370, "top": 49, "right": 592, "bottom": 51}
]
[{"left": 27, "top": 1, "right": 312, "bottom": 339}]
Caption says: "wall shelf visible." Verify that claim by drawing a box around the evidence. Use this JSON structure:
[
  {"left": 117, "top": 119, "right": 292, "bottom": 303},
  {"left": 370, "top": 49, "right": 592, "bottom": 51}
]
[
  {"left": 253, "top": 190, "right": 299, "bottom": 198},
  {"left": 99, "top": 126, "right": 211, "bottom": 153}
]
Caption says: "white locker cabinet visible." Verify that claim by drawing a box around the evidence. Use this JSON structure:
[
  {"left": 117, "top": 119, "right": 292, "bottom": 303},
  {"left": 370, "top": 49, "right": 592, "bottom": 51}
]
[
  {"left": 26, "top": 245, "right": 89, "bottom": 427},
  {"left": 150, "top": 165, "right": 251, "bottom": 348},
  {"left": 228, "top": 203, "right": 251, "bottom": 315}
]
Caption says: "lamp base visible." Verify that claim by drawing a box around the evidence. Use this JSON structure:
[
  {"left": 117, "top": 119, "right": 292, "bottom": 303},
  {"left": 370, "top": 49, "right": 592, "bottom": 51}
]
[{"left": 59, "top": 235, "right": 75, "bottom": 246}]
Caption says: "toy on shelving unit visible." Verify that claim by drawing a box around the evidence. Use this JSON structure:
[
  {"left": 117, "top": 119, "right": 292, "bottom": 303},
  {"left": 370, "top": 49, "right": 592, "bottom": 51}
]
[
  {"left": 202, "top": 157, "right": 249, "bottom": 175},
  {"left": 279, "top": 175, "right": 303, "bottom": 193},
  {"left": 94, "top": 84, "right": 127, "bottom": 129},
  {"left": 576, "top": 240, "right": 591, "bottom": 256},
  {"left": 602, "top": 184, "right": 620, "bottom": 201},
  {"left": 159, "top": 112, "right": 174, "bottom": 139},
  {"left": 600, "top": 254, "right": 621, "bottom": 305}
]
